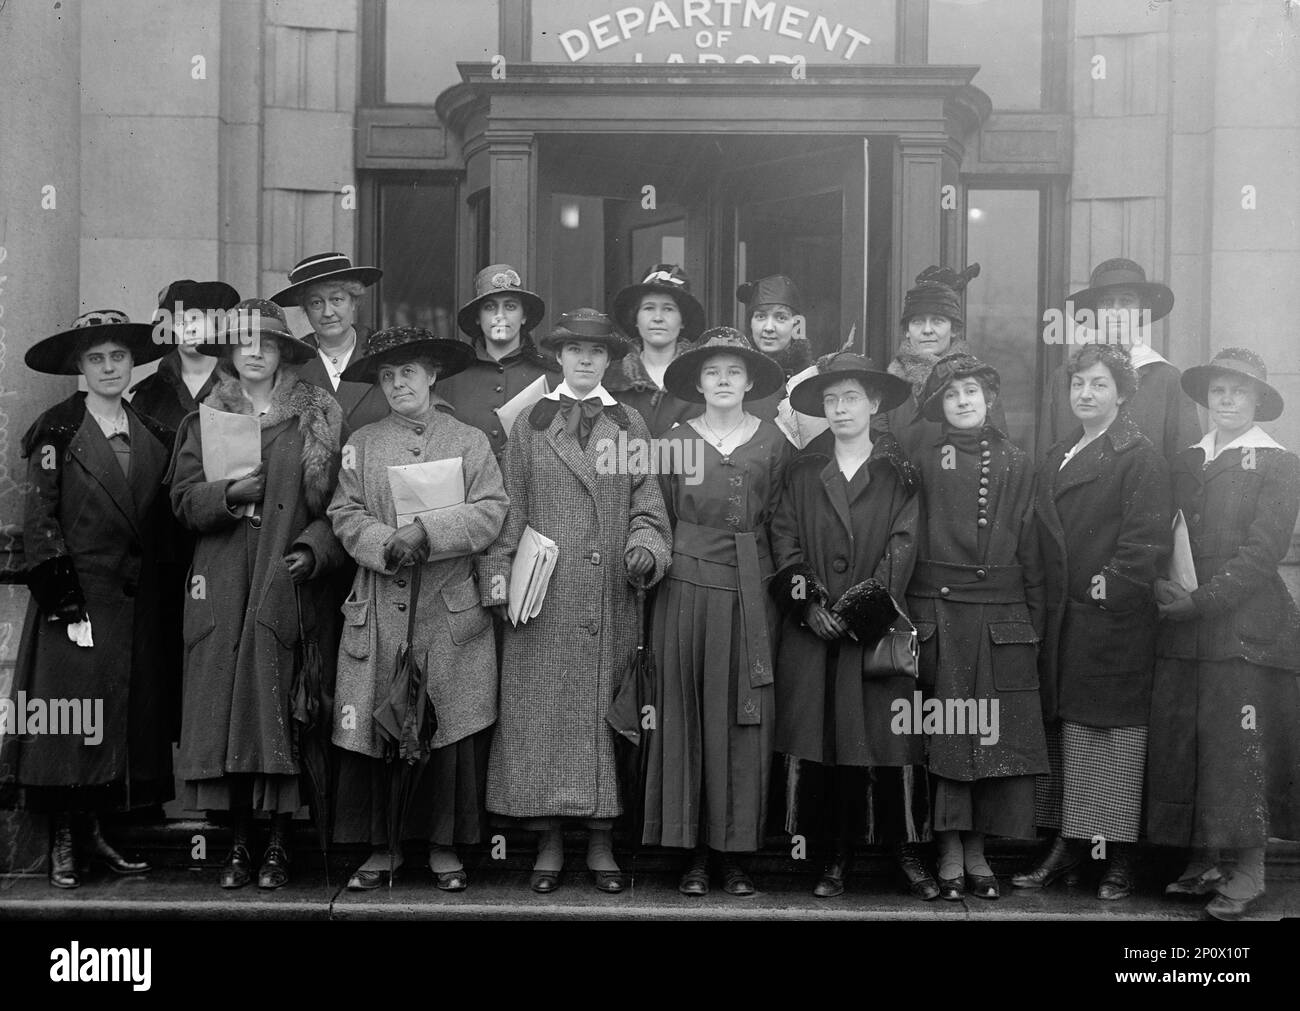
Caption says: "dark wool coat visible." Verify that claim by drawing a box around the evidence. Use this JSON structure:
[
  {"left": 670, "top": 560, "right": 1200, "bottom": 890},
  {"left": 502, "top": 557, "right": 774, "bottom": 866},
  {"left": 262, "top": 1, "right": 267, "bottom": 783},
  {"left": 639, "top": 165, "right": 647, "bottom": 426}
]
[
  {"left": 169, "top": 369, "right": 346, "bottom": 781},
  {"left": 1034, "top": 410, "right": 1172, "bottom": 728},
  {"left": 129, "top": 352, "right": 219, "bottom": 431},
  {"left": 1, "top": 394, "right": 174, "bottom": 803},
  {"left": 298, "top": 325, "right": 390, "bottom": 439},
  {"left": 605, "top": 342, "right": 703, "bottom": 437},
  {"left": 329, "top": 404, "right": 508, "bottom": 757},
  {"left": 435, "top": 337, "right": 561, "bottom": 456},
  {"left": 769, "top": 430, "right": 924, "bottom": 767},
  {"left": 1156, "top": 441, "right": 1300, "bottom": 669},
  {"left": 1041, "top": 357, "right": 1201, "bottom": 463},
  {"left": 907, "top": 425, "right": 1049, "bottom": 782},
  {"left": 478, "top": 400, "right": 672, "bottom": 819}
]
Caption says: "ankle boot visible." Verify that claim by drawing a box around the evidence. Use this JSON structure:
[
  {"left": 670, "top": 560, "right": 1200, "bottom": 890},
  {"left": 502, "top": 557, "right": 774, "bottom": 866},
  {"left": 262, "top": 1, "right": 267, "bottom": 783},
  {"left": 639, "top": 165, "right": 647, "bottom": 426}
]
[
  {"left": 1011, "top": 836, "right": 1083, "bottom": 889},
  {"left": 219, "top": 808, "right": 253, "bottom": 890},
  {"left": 1098, "top": 843, "right": 1138, "bottom": 901},
  {"left": 49, "top": 814, "right": 79, "bottom": 889},
  {"left": 258, "top": 813, "right": 291, "bottom": 890},
  {"left": 84, "top": 814, "right": 150, "bottom": 875}
]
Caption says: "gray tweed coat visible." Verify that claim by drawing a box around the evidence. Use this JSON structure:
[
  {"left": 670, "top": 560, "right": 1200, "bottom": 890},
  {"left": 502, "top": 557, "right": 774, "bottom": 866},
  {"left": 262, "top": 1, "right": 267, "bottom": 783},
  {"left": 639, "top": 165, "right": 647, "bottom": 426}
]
[{"left": 478, "top": 399, "right": 672, "bottom": 819}]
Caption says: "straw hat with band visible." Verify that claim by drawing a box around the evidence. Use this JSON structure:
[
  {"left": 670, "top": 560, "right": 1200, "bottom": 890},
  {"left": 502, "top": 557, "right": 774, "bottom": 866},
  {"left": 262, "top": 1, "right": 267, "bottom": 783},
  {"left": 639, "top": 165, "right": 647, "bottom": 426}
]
[
  {"left": 538, "top": 307, "right": 635, "bottom": 361},
  {"left": 457, "top": 264, "right": 546, "bottom": 340},
  {"left": 1181, "top": 347, "right": 1285, "bottom": 423},
  {"left": 269, "top": 252, "right": 383, "bottom": 308},
  {"left": 918, "top": 352, "right": 1002, "bottom": 424},
  {"left": 1068, "top": 258, "right": 1174, "bottom": 325},
  {"left": 736, "top": 274, "right": 803, "bottom": 315},
  {"left": 26, "top": 310, "right": 167, "bottom": 376},
  {"left": 789, "top": 352, "right": 911, "bottom": 417},
  {"left": 340, "top": 326, "right": 475, "bottom": 385},
  {"left": 198, "top": 299, "right": 316, "bottom": 365},
  {"left": 662, "top": 326, "right": 785, "bottom": 404},
  {"left": 612, "top": 264, "right": 706, "bottom": 343}
]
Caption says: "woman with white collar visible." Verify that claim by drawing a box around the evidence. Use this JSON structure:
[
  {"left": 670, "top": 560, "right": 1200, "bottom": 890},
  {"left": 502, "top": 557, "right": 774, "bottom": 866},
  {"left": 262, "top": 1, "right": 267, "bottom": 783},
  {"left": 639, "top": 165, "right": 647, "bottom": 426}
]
[
  {"left": 479, "top": 308, "right": 672, "bottom": 895},
  {"left": 1148, "top": 347, "right": 1300, "bottom": 920}
]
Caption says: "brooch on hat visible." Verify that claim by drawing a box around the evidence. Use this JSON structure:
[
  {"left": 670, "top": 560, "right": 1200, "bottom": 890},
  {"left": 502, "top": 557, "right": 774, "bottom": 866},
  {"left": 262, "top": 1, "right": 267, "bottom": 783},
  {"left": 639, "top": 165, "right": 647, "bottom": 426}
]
[{"left": 491, "top": 269, "right": 522, "bottom": 289}]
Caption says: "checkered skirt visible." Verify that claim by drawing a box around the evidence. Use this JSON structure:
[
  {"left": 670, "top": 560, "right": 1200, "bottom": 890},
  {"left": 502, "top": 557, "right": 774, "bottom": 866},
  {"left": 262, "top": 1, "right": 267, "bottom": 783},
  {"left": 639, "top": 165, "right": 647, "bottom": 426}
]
[{"left": 1034, "top": 721, "right": 1147, "bottom": 843}]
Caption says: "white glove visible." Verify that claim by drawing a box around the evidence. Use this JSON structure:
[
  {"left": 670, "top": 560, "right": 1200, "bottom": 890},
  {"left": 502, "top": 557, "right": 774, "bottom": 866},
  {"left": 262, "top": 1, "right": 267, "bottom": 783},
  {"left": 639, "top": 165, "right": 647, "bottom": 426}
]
[{"left": 65, "top": 619, "right": 94, "bottom": 648}]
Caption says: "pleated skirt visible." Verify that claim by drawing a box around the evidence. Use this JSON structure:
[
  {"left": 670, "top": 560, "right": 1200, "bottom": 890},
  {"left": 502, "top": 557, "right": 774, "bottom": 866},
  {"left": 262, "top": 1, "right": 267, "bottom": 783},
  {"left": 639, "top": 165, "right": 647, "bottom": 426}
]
[
  {"left": 332, "top": 729, "right": 490, "bottom": 847},
  {"left": 642, "top": 574, "right": 774, "bottom": 852}
]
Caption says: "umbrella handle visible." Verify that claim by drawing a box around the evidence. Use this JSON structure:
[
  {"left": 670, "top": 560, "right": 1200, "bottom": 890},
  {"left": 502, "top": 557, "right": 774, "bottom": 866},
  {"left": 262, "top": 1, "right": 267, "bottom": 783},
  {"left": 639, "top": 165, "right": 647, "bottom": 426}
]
[{"left": 405, "top": 564, "right": 422, "bottom": 650}]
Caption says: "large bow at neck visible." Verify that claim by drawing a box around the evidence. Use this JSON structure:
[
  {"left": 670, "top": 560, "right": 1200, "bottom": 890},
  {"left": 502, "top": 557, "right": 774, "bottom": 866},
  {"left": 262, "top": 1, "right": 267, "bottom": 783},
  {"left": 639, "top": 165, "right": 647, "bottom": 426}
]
[{"left": 557, "top": 393, "right": 605, "bottom": 449}]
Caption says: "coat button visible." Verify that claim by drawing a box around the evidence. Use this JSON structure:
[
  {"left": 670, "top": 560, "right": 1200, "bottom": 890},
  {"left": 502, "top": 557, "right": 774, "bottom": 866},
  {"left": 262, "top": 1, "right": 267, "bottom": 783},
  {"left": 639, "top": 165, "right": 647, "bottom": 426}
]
[
  {"left": 590, "top": 551, "right": 601, "bottom": 565},
  {"left": 980, "top": 466, "right": 990, "bottom": 475},
  {"left": 940, "top": 586, "right": 951, "bottom": 596},
  {"left": 979, "top": 440, "right": 989, "bottom": 448},
  {"left": 978, "top": 497, "right": 988, "bottom": 507},
  {"left": 411, "top": 448, "right": 421, "bottom": 456},
  {"left": 975, "top": 569, "right": 987, "bottom": 579},
  {"left": 396, "top": 579, "right": 406, "bottom": 588},
  {"left": 588, "top": 621, "right": 599, "bottom": 635},
  {"left": 414, "top": 426, "right": 424, "bottom": 435},
  {"left": 497, "top": 365, "right": 504, "bottom": 373},
  {"left": 977, "top": 518, "right": 989, "bottom": 528},
  {"left": 495, "top": 386, "right": 503, "bottom": 393},
  {"left": 832, "top": 557, "right": 849, "bottom": 573},
  {"left": 1190, "top": 513, "right": 1200, "bottom": 525},
  {"left": 491, "top": 429, "right": 500, "bottom": 438},
  {"left": 396, "top": 602, "right": 407, "bottom": 612}
]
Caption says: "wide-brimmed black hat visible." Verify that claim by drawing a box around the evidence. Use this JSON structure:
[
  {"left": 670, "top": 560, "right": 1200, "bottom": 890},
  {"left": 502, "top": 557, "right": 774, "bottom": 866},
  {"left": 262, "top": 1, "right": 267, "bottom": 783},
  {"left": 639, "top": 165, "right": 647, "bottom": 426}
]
[
  {"left": 1068, "top": 258, "right": 1174, "bottom": 325},
  {"left": 199, "top": 299, "right": 316, "bottom": 365},
  {"left": 918, "top": 352, "right": 1002, "bottom": 423},
  {"left": 152, "top": 279, "right": 241, "bottom": 348},
  {"left": 457, "top": 264, "right": 546, "bottom": 340},
  {"left": 539, "top": 307, "right": 634, "bottom": 361},
  {"left": 340, "top": 326, "right": 475, "bottom": 384},
  {"left": 612, "top": 264, "right": 706, "bottom": 343},
  {"left": 900, "top": 264, "right": 980, "bottom": 327},
  {"left": 789, "top": 352, "right": 911, "bottom": 417},
  {"left": 662, "top": 326, "right": 785, "bottom": 404},
  {"left": 1181, "top": 347, "right": 1284, "bottom": 423},
  {"left": 736, "top": 275, "right": 803, "bottom": 315},
  {"left": 270, "top": 252, "right": 383, "bottom": 308},
  {"left": 26, "top": 310, "right": 167, "bottom": 376}
]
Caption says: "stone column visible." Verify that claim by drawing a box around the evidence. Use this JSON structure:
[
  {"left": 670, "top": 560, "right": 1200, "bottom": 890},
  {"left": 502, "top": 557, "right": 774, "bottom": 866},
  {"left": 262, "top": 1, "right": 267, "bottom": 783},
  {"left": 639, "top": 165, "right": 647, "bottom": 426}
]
[{"left": 487, "top": 131, "right": 537, "bottom": 277}]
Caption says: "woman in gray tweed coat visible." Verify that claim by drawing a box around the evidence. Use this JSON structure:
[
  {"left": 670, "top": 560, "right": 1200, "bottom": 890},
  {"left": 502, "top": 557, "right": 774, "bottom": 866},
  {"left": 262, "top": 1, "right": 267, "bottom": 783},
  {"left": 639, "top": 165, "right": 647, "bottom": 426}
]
[{"left": 479, "top": 308, "right": 672, "bottom": 895}]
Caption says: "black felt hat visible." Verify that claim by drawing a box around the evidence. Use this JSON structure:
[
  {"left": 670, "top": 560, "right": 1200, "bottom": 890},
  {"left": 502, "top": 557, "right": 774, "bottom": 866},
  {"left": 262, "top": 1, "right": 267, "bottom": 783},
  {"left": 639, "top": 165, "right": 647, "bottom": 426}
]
[
  {"left": 1181, "top": 347, "right": 1284, "bottom": 423},
  {"left": 1068, "top": 258, "right": 1174, "bottom": 326},
  {"left": 788, "top": 352, "right": 911, "bottom": 417},
  {"left": 612, "top": 264, "right": 706, "bottom": 343},
  {"left": 198, "top": 299, "right": 316, "bottom": 364},
  {"left": 270, "top": 252, "right": 383, "bottom": 308},
  {"left": 457, "top": 264, "right": 546, "bottom": 340},
  {"left": 900, "top": 264, "right": 980, "bottom": 327},
  {"left": 918, "top": 352, "right": 1002, "bottom": 423},
  {"left": 25, "top": 310, "right": 166, "bottom": 376},
  {"left": 736, "top": 274, "right": 803, "bottom": 315},
  {"left": 662, "top": 327, "right": 786, "bottom": 404},
  {"left": 340, "top": 326, "right": 475, "bottom": 384},
  {"left": 538, "top": 307, "right": 635, "bottom": 361}
]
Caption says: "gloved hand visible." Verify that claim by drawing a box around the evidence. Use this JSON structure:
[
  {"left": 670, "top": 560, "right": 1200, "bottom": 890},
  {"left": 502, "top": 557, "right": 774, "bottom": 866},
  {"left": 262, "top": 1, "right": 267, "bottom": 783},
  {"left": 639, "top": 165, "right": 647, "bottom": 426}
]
[
  {"left": 1153, "top": 577, "right": 1190, "bottom": 606},
  {"left": 1157, "top": 595, "right": 1198, "bottom": 623},
  {"left": 625, "top": 546, "right": 655, "bottom": 581},
  {"left": 283, "top": 547, "right": 315, "bottom": 584},
  {"left": 226, "top": 463, "right": 265, "bottom": 506},
  {"left": 383, "top": 523, "right": 429, "bottom": 569}
]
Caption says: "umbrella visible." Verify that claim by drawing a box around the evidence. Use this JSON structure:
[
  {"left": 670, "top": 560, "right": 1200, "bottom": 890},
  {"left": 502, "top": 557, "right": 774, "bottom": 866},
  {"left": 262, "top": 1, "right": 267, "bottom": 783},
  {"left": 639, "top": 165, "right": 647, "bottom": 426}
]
[
  {"left": 605, "top": 586, "right": 656, "bottom": 852},
  {"left": 372, "top": 564, "right": 438, "bottom": 885},
  {"left": 290, "top": 584, "right": 334, "bottom": 887}
]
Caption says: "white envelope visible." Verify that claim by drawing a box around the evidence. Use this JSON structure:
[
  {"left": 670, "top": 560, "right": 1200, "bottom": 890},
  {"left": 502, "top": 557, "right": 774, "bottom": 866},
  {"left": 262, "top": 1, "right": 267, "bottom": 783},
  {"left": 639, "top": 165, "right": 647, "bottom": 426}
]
[
  {"left": 495, "top": 374, "right": 551, "bottom": 440},
  {"left": 1168, "top": 509, "right": 1199, "bottom": 593},
  {"left": 386, "top": 458, "right": 465, "bottom": 561}
]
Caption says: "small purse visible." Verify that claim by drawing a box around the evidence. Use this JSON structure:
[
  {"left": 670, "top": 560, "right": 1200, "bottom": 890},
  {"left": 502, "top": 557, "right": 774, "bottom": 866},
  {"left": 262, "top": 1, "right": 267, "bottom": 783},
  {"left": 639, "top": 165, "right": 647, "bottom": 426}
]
[{"left": 862, "top": 612, "right": 919, "bottom": 680}]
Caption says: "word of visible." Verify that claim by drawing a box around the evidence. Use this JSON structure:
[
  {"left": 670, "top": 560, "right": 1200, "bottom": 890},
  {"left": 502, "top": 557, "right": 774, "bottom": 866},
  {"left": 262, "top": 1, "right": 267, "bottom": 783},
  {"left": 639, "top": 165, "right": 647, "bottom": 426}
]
[{"left": 889, "top": 691, "right": 1000, "bottom": 746}]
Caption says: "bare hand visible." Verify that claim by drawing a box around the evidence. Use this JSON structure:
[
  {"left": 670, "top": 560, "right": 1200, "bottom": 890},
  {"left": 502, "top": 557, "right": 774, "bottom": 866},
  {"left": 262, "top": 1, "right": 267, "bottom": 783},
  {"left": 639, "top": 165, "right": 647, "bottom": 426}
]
[
  {"left": 1157, "top": 595, "right": 1197, "bottom": 623},
  {"left": 625, "top": 545, "right": 656, "bottom": 580},
  {"left": 1153, "top": 577, "right": 1190, "bottom": 606},
  {"left": 283, "top": 548, "right": 314, "bottom": 584},
  {"left": 805, "top": 602, "right": 848, "bottom": 641},
  {"left": 226, "top": 463, "right": 265, "bottom": 506}
]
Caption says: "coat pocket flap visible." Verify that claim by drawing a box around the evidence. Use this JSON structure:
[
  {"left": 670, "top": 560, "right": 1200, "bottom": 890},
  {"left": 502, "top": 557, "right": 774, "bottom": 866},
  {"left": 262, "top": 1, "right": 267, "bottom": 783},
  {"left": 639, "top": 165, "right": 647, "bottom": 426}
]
[
  {"left": 914, "top": 620, "right": 938, "bottom": 642},
  {"left": 341, "top": 595, "right": 370, "bottom": 627},
  {"left": 988, "top": 621, "right": 1037, "bottom": 645},
  {"left": 440, "top": 575, "right": 479, "bottom": 613}
]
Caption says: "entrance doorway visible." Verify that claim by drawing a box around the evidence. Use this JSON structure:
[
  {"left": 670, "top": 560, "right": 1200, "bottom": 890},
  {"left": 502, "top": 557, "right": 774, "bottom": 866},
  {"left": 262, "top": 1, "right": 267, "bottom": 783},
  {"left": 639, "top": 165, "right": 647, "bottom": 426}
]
[{"left": 534, "top": 133, "right": 894, "bottom": 360}]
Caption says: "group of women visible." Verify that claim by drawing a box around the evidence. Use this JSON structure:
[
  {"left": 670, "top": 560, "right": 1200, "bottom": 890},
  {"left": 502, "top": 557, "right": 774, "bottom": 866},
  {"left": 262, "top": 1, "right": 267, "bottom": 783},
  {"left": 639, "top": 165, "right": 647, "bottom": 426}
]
[{"left": 3, "top": 252, "right": 1296, "bottom": 921}]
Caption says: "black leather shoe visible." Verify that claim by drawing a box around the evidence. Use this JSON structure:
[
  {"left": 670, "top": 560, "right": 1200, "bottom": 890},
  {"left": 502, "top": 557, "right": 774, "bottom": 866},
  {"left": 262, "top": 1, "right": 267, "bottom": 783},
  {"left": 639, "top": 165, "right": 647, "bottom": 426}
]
[
  {"left": 813, "top": 854, "right": 850, "bottom": 898},
  {"left": 530, "top": 870, "right": 561, "bottom": 894},
  {"left": 49, "top": 815, "right": 79, "bottom": 890},
  {"left": 1166, "top": 866, "right": 1222, "bottom": 897},
  {"left": 219, "top": 845, "right": 253, "bottom": 889},
  {"left": 84, "top": 815, "right": 150, "bottom": 875},
  {"left": 897, "top": 844, "right": 940, "bottom": 901},
  {"left": 1097, "top": 847, "right": 1136, "bottom": 901},
  {"left": 592, "top": 869, "right": 626, "bottom": 893},
  {"left": 721, "top": 861, "right": 755, "bottom": 896},
  {"left": 938, "top": 875, "right": 965, "bottom": 901},
  {"left": 678, "top": 852, "right": 709, "bottom": 897},
  {"left": 1011, "top": 837, "right": 1082, "bottom": 889},
  {"left": 434, "top": 869, "right": 468, "bottom": 892},
  {"left": 257, "top": 845, "right": 290, "bottom": 890},
  {"left": 346, "top": 868, "right": 390, "bottom": 891},
  {"left": 966, "top": 872, "right": 1000, "bottom": 900},
  {"left": 1206, "top": 887, "right": 1263, "bottom": 921}
]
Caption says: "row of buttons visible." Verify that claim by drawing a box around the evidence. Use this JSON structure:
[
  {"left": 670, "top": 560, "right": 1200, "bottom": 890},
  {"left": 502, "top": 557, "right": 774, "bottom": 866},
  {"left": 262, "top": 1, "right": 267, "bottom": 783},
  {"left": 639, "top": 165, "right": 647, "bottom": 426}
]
[{"left": 977, "top": 439, "right": 992, "bottom": 528}]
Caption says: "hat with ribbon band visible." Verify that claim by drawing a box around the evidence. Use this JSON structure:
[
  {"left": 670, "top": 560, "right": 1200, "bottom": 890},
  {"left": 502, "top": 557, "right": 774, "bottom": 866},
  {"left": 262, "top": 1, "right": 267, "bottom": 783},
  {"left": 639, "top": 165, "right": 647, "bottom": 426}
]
[
  {"left": 612, "top": 264, "right": 706, "bottom": 343},
  {"left": 25, "top": 310, "right": 166, "bottom": 376},
  {"left": 269, "top": 252, "right": 383, "bottom": 308}
]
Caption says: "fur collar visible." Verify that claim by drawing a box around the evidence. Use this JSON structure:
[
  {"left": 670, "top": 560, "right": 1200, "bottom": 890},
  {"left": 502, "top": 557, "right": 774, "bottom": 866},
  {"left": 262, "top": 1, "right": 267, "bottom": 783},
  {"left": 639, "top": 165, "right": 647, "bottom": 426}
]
[
  {"left": 21, "top": 392, "right": 173, "bottom": 459},
  {"left": 605, "top": 340, "right": 694, "bottom": 393},
  {"left": 764, "top": 340, "right": 812, "bottom": 379},
  {"left": 205, "top": 368, "right": 342, "bottom": 514},
  {"left": 888, "top": 337, "right": 974, "bottom": 395}
]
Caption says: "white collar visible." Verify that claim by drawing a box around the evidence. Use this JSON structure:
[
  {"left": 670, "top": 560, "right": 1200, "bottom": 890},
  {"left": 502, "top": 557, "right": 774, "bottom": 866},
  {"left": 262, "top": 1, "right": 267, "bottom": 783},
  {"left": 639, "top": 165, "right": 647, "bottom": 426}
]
[
  {"left": 544, "top": 381, "right": 617, "bottom": 406},
  {"left": 88, "top": 405, "right": 129, "bottom": 439},
  {"left": 1128, "top": 341, "right": 1167, "bottom": 369},
  {"left": 1193, "top": 424, "right": 1286, "bottom": 461},
  {"left": 318, "top": 341, "right": 356, "bottom": 391}
]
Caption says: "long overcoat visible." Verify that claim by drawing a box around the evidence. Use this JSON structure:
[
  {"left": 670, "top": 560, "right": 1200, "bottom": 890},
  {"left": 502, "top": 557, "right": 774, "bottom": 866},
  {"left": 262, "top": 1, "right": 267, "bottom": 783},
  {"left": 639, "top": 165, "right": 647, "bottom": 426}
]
[
  {"left": 477, "top": 399, "right": 672, "bottom": 820},
  {"left": 328, "top": 403, "right": 508, "bottom": 757},
  {"left": 1, "top": 394, "right": 174, "bottom": 802},
  {"left": 169, "top": 370, "right": 345, "bottom": 781},
  {"left": 1033, "top": 410, "right": 1171, "bottom": 728},
  {"left": 769, "top": 430, "right": 923, "bottom": 767},
  {"left": 906, "top": 425, "right": 1048, "bottom": 782},
  {"left": 435, "top": 337, "right": 561, "bottom": 456}
]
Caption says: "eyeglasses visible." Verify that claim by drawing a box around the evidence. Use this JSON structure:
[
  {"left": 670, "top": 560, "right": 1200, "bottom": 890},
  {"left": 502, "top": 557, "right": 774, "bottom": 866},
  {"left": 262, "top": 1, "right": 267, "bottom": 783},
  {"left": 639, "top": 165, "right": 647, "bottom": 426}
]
[{"left": 822, "top": 393, "right": 869, "bottom": 410}]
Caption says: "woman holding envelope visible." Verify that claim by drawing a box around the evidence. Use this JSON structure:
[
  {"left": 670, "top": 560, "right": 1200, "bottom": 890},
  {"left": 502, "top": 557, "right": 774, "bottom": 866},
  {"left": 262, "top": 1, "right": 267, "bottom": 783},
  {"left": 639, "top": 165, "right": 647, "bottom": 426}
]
[
  {"left": 643, "top": 327, "right": 788, "bottom": 897},
  {"left": 328, "top": 327, "right": 508, "bottom": 892},
  {"left": 1147, "top": 348, "right": 1300, "bottom": 920},
  {"left": 480, "top": 308, "right": 672, "bottom": 894},
  {"left": 169, "top": 299, "right": 346, "bottom": 890},
  {"left": 3, "top": 311, "right": 174, "bottom": 888},
  {"left": 768, "top": 353, "right": 932, "bottom": 900}
]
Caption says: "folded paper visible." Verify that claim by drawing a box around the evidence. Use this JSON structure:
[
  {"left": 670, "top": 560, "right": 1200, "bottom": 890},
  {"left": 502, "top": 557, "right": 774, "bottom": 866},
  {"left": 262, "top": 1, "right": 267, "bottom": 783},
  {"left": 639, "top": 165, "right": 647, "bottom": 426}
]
[
  {"left": 508, "top": 525, "right": 558, "bottom": 627},
  {"left": 494, "top": 374, "right": 551, "bottom": 438},
  {"left": 200, "top": 403, "right": 261, "bottom": 519},
  {"left": 386, "top": 456, "right": 465, "bottom": 561}
]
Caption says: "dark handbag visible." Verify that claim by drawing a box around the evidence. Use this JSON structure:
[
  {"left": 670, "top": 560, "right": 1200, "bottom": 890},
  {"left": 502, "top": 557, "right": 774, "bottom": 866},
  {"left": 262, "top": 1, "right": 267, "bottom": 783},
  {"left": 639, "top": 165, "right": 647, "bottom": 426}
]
[{"left": 861, "top": 612, "right": 919, "bottom": 680}]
